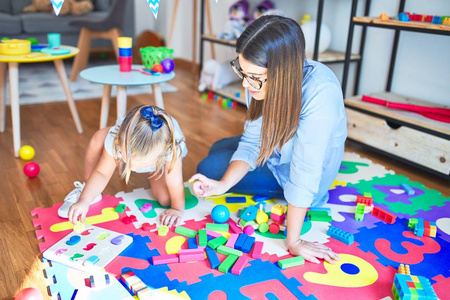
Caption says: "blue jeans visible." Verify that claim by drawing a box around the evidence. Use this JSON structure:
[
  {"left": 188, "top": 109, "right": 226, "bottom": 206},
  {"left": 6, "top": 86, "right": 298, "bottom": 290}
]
[{"left": 197, "top": 136, "right": 284, "bottom": 199}]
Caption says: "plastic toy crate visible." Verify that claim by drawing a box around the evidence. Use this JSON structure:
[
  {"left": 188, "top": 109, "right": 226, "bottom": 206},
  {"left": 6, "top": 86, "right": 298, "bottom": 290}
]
[{"left": 140, "top": 47, "right": 173, "bottom": 68}]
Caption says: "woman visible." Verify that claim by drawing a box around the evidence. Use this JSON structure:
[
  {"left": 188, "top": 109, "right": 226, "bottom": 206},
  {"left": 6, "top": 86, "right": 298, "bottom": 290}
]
[{"left": 190, "top": 15, "right": 347, "bottom": 264}]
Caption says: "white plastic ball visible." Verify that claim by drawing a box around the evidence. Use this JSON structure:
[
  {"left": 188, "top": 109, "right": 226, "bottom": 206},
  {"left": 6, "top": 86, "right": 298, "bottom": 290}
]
[{"left": 301, "top": 21, "right": 332, "bottom": 56}]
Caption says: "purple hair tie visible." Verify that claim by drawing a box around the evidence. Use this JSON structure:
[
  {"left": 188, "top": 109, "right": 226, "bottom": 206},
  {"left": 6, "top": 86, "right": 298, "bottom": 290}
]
[{"left": 141, "top": 106, "right": 164, "bottom": 131}]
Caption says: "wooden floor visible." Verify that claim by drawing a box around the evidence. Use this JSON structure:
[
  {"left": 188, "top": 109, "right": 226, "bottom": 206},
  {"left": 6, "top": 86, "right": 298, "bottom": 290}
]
[{"left": 0, "top": 61, "right": 448, "bottom": 299}]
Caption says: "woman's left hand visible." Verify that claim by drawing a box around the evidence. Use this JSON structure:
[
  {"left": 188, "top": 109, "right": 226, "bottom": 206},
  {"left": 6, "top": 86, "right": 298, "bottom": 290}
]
[{"left": 160, "top": 208, "right": 183, "bottom": 227}]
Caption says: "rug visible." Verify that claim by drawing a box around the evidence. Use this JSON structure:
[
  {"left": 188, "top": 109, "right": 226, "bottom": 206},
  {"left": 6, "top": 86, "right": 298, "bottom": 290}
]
[
  {"left": 30, "top": 152, "right": 450, "bottom": 300},
  {"left": 4, "top": 60, "right": 178, "bottom": 105}
]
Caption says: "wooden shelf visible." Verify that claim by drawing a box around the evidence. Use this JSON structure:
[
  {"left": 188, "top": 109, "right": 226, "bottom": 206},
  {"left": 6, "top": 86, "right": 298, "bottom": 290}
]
[
  {"left": 345, "top": 92, "right": 450, "bottom": 137},
  {"left": 353, "top": 17, "right": 450, "bottom": 33},
  {"left": 209, "top": 81, "right": 246, "bottom": 105},
  {"left": 201, "top": 34, "right": 361, "bottom": 63}
]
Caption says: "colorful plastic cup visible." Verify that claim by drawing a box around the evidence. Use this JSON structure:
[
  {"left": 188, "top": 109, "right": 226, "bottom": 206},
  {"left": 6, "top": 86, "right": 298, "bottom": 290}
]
[
  {"left": 117, "top": 37, "right": 132, "bottom": 49},
  {"left": 119, "top": 56, "right": 132, "bottom": 72},
  {"left": 47, "top": 33, "right": 61, "bottom": 49}
]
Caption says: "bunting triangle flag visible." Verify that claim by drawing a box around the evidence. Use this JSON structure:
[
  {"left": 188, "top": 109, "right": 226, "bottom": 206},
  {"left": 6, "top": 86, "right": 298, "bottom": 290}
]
[
  {"left": 147, "top": 0, "right": 161, "bottom": 19},
  {"left": 50, "top": 0, "right": 65, "bottom": 16}
]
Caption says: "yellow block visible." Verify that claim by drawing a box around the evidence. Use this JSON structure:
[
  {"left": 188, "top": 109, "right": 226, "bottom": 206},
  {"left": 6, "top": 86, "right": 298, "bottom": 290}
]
[
  {"left": 271, "top": 204, "right": 287, "bottom": 216},
  {"left": 118, "top": 37, "right": 132, "bottom": 48},
  {"left": 50, "top": 208, "right": 119, "bottom": 232}
]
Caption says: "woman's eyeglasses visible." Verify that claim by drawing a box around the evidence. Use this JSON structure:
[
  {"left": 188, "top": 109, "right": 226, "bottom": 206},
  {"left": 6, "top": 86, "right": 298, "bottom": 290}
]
[{"left": 230, "top": 57, "right": 267, "bottom": 90}]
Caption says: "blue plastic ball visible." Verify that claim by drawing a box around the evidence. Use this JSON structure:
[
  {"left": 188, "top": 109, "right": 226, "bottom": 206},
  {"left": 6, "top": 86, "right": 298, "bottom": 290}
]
[
  {"left": 211, "top": 205, "right": 230, "bottom": 223},
  {"left": 161, "top": 58, "right": 175, "bottom": 73}
]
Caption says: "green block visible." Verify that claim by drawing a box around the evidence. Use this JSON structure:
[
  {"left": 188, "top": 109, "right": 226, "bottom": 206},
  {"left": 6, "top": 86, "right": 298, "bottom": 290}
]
[
  {"left": 206, "top": 223, "right": 229, "bottom": 232},
  {"left": 278, "top": 256, "right": 305, "bottom": 269},
  {"left": 363, "top": 192, "right": 372, "bottom": 197},
  {"left": 239, "top": 219, "right": 256, "bottom": 227},
  {"left": 355, "top": 203, "right": 365, "bottom": 221},
  {"left": 207, "top": 236, "right": 228, "bottom": 249},
  {"left": 175, "top": 226, "right": 197, "bottom": 238},
  {"left": 198, "top": 229, "right": 207, "bottom": 247},
  {"left": 216, "top": 245, "right": 242, "bottom": 257},
  {"left": 114, "top": 204, "right": 127, "bottom": 213},
  {"left": 218, "top": 254, "right": 239, "bottom": 273},
  {"left": 307, "top": 210, "right": 332, "bottom": 222},
  {"left": 408, "top": 218, "right": 418, "bottom": 229}
]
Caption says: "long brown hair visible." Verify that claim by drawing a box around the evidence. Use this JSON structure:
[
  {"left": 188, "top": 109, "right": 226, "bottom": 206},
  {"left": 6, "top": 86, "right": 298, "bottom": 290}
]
[
  {"left": 236, "top": 15, "right": 305, "bottom": 165},
  {"left": 113, "top": 105, "right": 180, "bottom": 183}
]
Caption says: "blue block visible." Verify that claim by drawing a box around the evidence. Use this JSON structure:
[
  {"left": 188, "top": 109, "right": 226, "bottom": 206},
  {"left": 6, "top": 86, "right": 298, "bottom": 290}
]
[
  {"left": 226, "top": 196, "right": 246, "bottom": 203},
  {"left": 205, "top": 247, "right": 220, "bottom": 269},
  {"left": 398, "top": 12, "right": 410, "bottom": 22},
  {"left": 188, "top": 237, "right": 198, "bottom": 249},
  {"left": 327, "top": 226, "right": 354, "bottom": 245},
  {"left": 252, "top": 195, "right": 271, "bottom": 202},
  {"left": 400, "top": 183, "right": 415, "bottom": 195},
  {"left": 241, "top": 236, "right": 255, "bottom": 253},
  {"left": 432, "top": 16, "right": 442, "bottom": 24},
  {"left": 310, "top": 206, "right": 332, "bottom": 214},
  {"left": 241, "top": 206, "right": 258, "bottom": 222},
  {"left": 234, "top": 233, "right": 249, "bottom": 250}
]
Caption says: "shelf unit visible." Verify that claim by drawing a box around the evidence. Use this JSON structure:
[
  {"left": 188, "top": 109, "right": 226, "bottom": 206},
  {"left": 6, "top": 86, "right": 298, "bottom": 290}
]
[
  {"left": 342, "top": 0, "right": 450, "bottom": 178},
  {"left": 199, "top": 0, "right": 361, "bottom": 104}
]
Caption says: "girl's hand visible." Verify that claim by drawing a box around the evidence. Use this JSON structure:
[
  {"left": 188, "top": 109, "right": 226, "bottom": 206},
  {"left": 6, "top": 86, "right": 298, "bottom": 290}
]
[
  {"left": 189, "top": 173, "right": 228, "bottom": 197},
  {"left": 68, "top": 200, "right": 90, "bottom": 225},
  {"left": 288, "top": 238, "right": 340, "bottom": 264},
  {"left": 160, "top": 208, "right": 183, "bottom": 227}
]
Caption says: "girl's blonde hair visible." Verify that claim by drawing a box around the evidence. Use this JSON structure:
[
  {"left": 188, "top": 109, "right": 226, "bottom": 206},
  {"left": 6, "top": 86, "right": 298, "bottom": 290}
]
[
  {"left": 236, "top": 15, "right": 305, "bottom": 166},
  {"left": 112, "top": 105, "right": 180, "bottom": 183}
]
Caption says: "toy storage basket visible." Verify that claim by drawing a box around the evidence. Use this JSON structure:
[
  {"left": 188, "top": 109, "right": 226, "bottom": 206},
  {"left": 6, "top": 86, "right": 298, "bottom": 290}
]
[{"left": 140, "top": 47, "right": 173, "bottom": 68}]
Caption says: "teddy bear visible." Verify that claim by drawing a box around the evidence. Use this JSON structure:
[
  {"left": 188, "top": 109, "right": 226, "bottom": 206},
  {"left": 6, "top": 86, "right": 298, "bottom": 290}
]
[
  {"left": 218, "top": 0, "right": 250, "bottom": 40},
  {"left": 23, "top": 0, "right": 94, "bottom": 16}
]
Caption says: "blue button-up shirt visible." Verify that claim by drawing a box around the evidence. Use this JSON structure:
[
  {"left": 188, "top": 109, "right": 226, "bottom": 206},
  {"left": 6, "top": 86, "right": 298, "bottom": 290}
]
[{"left": 231, "top": 59, "right": 347, "bottom": 207}]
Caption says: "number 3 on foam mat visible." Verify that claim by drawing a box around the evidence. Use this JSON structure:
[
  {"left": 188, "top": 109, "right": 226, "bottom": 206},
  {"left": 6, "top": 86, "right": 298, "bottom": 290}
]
[
  {"left": 303, "top": 254, "right": 378, "bottom": 287},
  {"left": 375, "top": 231, "right": 440, "bottom": 264}
]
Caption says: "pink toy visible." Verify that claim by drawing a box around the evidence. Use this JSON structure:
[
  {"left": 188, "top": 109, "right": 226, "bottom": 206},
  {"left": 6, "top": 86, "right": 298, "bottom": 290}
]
[
  {"left": 231, "top": 255, "right": 249, "bottom": 275},
  {"left": 226, "top": 233, "right": 239, "bottom": 248},
  {"left": 140, "top": 203, "right": 153, "bottom": 213},
  {"left": 152, "top": 254, "right": 179, "bottom": 265},
  {"left": 23, "top": 162, "right": 40, "bottom": 178},
  {"left": 243, "top": 225, "right": 255, "bottom": 235},
  {"left": 251, "top": 241, "right": 263, "bottom": 259},
  {"left": 228, "top": 219, "right": 243, "bottom": 234},
  {"left": 14, "top": 288, "right": 44, "bottom": 300}
]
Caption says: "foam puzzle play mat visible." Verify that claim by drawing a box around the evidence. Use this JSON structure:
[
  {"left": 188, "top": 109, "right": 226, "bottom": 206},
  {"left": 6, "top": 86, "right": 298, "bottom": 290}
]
[{"left": 31, "top": 152, "right": 449, "bottom": 300}]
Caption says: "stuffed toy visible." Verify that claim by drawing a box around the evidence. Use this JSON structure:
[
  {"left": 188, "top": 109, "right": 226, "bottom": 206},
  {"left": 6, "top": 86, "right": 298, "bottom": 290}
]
[
  {"left": 23, "top": 0, "right": 94, "bottom": 16},
  {"left": 247, "top": 0, "right": 286, "bottom": 25},
  {"left": 219, "top": 0, "right": 250, "bottom": 40},
  {"left": 198, "top": 59, "right": 240, "bottom": 92}
]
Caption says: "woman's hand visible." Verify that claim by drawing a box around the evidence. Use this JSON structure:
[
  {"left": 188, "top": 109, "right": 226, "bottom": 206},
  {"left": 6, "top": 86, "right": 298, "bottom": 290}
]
[
  {"left": 68, "top": 200, "right": 90, "bottom": 225},
  {"left": 160, "top": 208, "right": 183, "bottom": 227},
  {"left": 189, "top": 173, "right": 229, "bottom": 197},
  {"left": 288, "top": 238, "right": 340, "bottom": 264}
]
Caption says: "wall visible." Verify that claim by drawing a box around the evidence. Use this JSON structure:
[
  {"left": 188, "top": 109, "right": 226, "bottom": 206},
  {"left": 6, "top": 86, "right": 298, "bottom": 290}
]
[{"left": 134, "top": 0, "right": 449, "bottom": 105}]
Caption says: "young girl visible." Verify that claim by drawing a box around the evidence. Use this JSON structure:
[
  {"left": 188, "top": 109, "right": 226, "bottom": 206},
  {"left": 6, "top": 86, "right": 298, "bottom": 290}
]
[
  {"left": 190, "top": 15, "right": 347, "bottom": 264},
  {"left": 59, "top": 105, "right": 187, "bottom": 227}
]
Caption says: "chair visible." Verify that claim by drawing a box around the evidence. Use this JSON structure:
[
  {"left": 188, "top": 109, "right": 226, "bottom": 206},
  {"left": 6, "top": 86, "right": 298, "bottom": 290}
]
[{"left": 69, "top": 0, "right": 128, "bottom": 82}]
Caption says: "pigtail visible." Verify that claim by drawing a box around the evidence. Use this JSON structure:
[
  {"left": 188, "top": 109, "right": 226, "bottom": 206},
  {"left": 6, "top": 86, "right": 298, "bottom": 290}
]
[{"left": 152, "top": 107, "right": 179, "bottom": 174}]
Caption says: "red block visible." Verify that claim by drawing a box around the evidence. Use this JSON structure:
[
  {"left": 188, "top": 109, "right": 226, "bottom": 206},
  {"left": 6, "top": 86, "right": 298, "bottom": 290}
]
[
  {"left": 371, "top": 207, "right": 396, "bottom": 224},
  {"left": 356, "top": 195, "right": 373, "bottom": 206},
  {"left": 425, "top": 15, "right": 434, "bottom": 22},
  {"left": 269, "top": 223, "right": 280, "bottom": 234}
]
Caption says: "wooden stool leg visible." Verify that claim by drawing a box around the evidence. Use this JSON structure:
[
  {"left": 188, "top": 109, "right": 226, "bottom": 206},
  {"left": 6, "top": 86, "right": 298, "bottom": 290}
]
[
  {"left": 9, "top": 62, "right": 20, "bottom": 157},
  {"left": 54, "top": 59, "right": 83, "bottom": 134},
  {"left": 100, "top": 85, "right": 112, "bottom": 129},
  {"left": 116, "top": 86, "right": 127, "bottom": 119},
  {"left": 0, "top": 62, "right": 6, "bottom": 132},
  {"left": 71, "top": 28, "right": 92, "bottom": 82},
  {"left": 153, "top": 84, "right": 164, "bottom": 109}
]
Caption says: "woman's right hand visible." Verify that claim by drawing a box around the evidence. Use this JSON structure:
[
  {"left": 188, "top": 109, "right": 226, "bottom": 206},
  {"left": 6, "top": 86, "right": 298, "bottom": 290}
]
[
  {"left": 189, "top": 173, "right": 229, "bottom": 197},
  {"left": 68, "top": 200, "right": 90, "bottom": 225}
]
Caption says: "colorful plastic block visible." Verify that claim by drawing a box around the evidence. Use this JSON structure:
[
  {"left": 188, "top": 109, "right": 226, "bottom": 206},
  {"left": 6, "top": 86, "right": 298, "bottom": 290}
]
[
  {"left": 218, "top": 254, "right": 239, "bottom": 273},
  {"left": 231, "top": 255, "right": 249, "bottom": 275},
  {"left": 408, "top": 218, "right": 418, "bottom": 229},
  {"left": 205, "top": 246, "right": 220, "bottom": 269},
  {"left": 225, "top": 233, "right": 239, "bottom": 248},
  {"left": 228, "top": 219, "right": 243, "bottom": 234},
  {"left": 327, "top": 225, "right": 354, "bottom": 245},
  {"left": 269, "top": 222, "right": 280, "bottom": 234},
  {"left": 307, "top": 210, "right": 332, "bottom": 222},
  {"left": 225, "top": 196, "right": 246, "bottom": 203},
  {"left": 271, "top": 204, "right": 287, "bottom": 216},
  {"left": 114, "top": 204, "right": 126, "bottom": 213},
  {"left": 152, "top": 254, "right": 179, "bottom": 265},
  {"left": 371, "top": 207, "right": 396, "bottom": 224},
  {"left": 251, "top": 241, "right": 263, "bottom": 259},
  {"left": 207, "top": 236, "right": 228, "bottom": 249},
  {"left": 234, "top": 233, "right": 248, "bottom": 250},
  {"left": 175, "top": 226, "right": 197, "bottom": 238},
  {"left": 355, "top": 203, "right": 365, "bottom": 221},
  {"left": 241, "top": 236, "right": 255, "bottom": 253},
  {"left": 398, "top": 264, "right": 411, "bottom": 275},
  {"left": 278, "top": 256, "right": 305, "bottom": 269},
  {"left": 140, "top": 203, "right": 153, "bottom": 213},
  {"left": 188, "top": 237, "right": 198, "bottom": 249},
  {"left": 158, "top": 225, "right": 169, "bottom": 236},
  {"left": 241, "top": 205, "right": 258, "bottom": 222},
  {"left": 252, "top": 195, "right": 271, "bottom": 202},
  {"left": 179, "top": 250, "right": 205, "bottom": 263},
  {"left": 356, "top": 195, "right": 373, "bottom": 206},
  {"left": 141, "top": 222, "right": 156, "bottom": 231},
  {"left": 400, "top": 183, "right": 415, "bottom": 195},
  {"left": 205, "top": 229, "right": 222, "bottom": 238},
  {"left": 206, "top": 223, "right": 229, "bottom": 232},
  {"left": 216, "top": 245, "right": 243, "bottom": 257},
  {"left": 271, "top": 212, "right": 286, "bottom": 224},
  {"left": 198, "top": 229, "right": 207, "bottom": 247}
]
